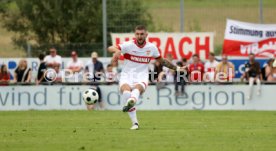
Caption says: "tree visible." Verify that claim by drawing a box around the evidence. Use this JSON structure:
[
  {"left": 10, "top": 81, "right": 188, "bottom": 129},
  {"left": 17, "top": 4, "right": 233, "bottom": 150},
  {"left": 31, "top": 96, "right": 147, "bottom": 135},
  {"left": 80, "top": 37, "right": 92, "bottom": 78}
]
[{"left": 0, "top": 0, "right": 152, "bottom": 56}]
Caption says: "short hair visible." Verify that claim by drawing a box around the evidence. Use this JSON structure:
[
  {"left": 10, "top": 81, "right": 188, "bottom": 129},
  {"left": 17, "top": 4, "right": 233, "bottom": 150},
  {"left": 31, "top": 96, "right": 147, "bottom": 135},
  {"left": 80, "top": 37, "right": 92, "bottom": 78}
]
[
  {"left": 38, "top": 54, "right": 45, "bottom": 60},
  {"left": 135, "top": 25, "right": 147, "bottom": 31},
  {"left": 49, "top": 46, "right": 56, "bottom": 50},
  {"left": 249, "top": 53, "right": 255, "bottom": 56},
  {"left": 182, "top": 58, "right": 187, "bottom": 62},
  {"left": 107, "top": 64, "right": 112, "bottom": 68},
  {"left": 209, "top": 52, "right": 215, "bottom": 56},
  {"left": 192, "top": 54, "right": 199, "bottom": 58}
]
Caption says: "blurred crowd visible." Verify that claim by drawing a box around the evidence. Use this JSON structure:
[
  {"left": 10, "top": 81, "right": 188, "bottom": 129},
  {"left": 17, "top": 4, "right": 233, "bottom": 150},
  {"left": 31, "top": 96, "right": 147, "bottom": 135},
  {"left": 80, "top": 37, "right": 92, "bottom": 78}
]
[{"left": 1, "top": 47, "right": 276, "bottom": 89}]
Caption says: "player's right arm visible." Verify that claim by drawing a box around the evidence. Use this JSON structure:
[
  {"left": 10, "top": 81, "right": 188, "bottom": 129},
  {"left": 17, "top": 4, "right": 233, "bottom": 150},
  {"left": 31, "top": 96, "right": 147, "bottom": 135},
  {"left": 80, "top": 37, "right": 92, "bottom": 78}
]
[{"left": 108, "top": 45, "right": 121, "bottom": 64}]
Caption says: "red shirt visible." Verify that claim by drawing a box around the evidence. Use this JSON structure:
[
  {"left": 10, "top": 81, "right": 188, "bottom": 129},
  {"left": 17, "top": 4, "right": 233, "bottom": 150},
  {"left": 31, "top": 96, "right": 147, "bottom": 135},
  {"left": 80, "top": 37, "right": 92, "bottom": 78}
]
[
  {"left": 0, "top": 72, "right": 10, "bottom": 86},
  {"left": 189, "top": 63, "right": 204, "bottom": 82}
]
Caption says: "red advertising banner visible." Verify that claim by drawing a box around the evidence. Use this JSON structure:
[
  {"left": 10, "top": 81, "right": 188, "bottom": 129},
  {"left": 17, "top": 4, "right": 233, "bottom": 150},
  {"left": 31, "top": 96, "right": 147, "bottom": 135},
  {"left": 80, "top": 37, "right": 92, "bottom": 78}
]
[
  {"left": 223, "top": 19, "right": 276, "bottom": 58},
  {"left": 111, "top": 33, "right": 214, "bottom": 60}
]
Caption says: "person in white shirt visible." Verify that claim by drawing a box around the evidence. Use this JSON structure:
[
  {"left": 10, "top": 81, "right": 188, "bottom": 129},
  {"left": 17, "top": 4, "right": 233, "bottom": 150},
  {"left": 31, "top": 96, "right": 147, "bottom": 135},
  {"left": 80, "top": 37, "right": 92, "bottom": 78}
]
[
  {"left": 204, "top": 52, "right": 219, "bottom": 82},
  {"left": 105, "top": 64, "right": 117, "bottom": 84},
  {"left": 161, "top": 54, "right": 176, "bottom": 83},
  {"left": 108, "top": 25, "right": 186, "bottom": 130},
  {"left": 84, "top": 52, "right": 104, "bottom": 82},
  {"left": 44, "top": 47, "right": 62, "bottom": 69},
  {"left": 66, "top": 51, "right": 84, "bottom": 82}
]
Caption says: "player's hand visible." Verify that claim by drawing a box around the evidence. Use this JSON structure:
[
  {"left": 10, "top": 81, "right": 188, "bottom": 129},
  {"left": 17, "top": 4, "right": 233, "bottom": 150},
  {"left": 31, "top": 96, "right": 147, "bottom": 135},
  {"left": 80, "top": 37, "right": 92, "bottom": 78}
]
[
  {"left": 176, "top": 66, "right": 188, "bottom": 72},
  {"left": 111, "top": 51, "right": 121, "bottom": 64}
]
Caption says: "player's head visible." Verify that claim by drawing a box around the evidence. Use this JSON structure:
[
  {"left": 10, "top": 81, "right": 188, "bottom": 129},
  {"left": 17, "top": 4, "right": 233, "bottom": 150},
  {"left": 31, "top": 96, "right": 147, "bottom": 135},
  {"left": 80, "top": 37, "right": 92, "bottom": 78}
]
[
  {"left": 38, "top": 54, "right": 45, "bottom": 61},
  {"left": 267, "top": 58, "right": 274, "bottom": 67},
  {"left": 222, "top": 54, "right": 228, "bottom": 64},
  {"left": 71, "top": 51, "right": 78, "bottom": 61},
  {"left": 134, "top": 25, "right": 148, "bottom": 45},
  {"left": 192, "top": 54, "right": 199, "bottom": 63},
  {"left": 249, "top": 53, "right": 255, "bottom": 62},
  {"left": 107, "top": 64, "right": 113, "bottom": 72},
  {"left": 91, "top": 52, "right": 98, "bottom": 63},
  {"left": 182, "top": 58, "right": 187, "bottom": 66},
  {"left": 209, "top": 52, "right": 215, "bottom": 61},
  {"left": 49, "top": 47, "right": 57, "bottom": 57},
  {"left": 1, "top": 64, "right": 7, "bottom": 73}
]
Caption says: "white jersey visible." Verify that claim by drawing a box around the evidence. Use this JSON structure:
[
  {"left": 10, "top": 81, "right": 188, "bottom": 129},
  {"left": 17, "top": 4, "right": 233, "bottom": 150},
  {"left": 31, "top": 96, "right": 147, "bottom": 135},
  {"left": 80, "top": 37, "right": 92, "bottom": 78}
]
[
  {"left": 66, "top": 59, "right": 84, "bottom": 69},
  {"left": 118, "top": 40, "right": 160, "bottom": 88},
  {"left": 44, "top": 55, "right": 62, "bottom": 66},
  {"left": 204, "top": 60, "right": 219, "bottom": 81},
  {"left": 66, "top": 59, "right": 84, "bottom": 82}
]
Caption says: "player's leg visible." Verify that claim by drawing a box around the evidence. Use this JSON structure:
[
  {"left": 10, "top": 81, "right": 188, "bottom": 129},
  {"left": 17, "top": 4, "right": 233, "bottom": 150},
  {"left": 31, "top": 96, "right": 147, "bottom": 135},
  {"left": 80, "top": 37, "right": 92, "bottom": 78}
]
[
  {"left": 247, "top": 77, "right": 254, "bottom": 100},
  {"left": 96, "top": 86, "right": 104, "bottom": 110},
  {"left": 255, "top": 77, "right": 261, "bottom": 95},
  {"left": 125, "top": 83, "right": 145, "bottom": 130},
  {"left": 123, "top": 83, "right": 145, "bottom": 112},
  {"left": 119, "top": 83, "right": 139, "bottom": 129},
  {"left": 86, "top": 104, "right": 95, "bottom": 110},
  {"left": 120, "top": 83, "right": 132, "bottom": 111}
]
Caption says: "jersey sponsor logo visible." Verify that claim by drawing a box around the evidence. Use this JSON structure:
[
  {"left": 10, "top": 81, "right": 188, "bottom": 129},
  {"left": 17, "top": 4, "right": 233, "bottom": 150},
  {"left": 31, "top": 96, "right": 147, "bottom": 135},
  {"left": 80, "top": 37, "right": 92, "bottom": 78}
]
[{"left": 124, "top": 53, "right": 151, "bottom": 64}]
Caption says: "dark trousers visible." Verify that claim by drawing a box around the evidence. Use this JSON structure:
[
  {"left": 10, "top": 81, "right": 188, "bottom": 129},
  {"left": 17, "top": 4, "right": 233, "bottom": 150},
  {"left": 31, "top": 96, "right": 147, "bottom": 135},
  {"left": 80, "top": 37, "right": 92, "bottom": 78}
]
[{"left": 174, "top": 79, "right": 186, "bottom": 93}]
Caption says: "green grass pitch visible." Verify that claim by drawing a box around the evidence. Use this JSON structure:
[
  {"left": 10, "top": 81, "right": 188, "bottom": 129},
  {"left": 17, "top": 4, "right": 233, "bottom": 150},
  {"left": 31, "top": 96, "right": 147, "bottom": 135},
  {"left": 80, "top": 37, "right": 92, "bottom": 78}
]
[{"left": 0, "top": 110, "right": 276, "bottom": 151}]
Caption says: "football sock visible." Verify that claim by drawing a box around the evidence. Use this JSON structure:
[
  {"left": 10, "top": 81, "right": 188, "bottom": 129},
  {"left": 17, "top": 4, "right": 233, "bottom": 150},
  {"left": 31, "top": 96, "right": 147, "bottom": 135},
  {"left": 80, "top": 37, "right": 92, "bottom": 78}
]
[
  {"left": 122, "top": 91, "right": 131, "bottom": 104},
  {"left": 130, "top": 89, "right": 140, "bottom": 103},
  {"left": 128, "top": 107, "right": 138, "bottom": 125},
  {"left": 122, "top": 90, "right": 138, "bottom": 125}
]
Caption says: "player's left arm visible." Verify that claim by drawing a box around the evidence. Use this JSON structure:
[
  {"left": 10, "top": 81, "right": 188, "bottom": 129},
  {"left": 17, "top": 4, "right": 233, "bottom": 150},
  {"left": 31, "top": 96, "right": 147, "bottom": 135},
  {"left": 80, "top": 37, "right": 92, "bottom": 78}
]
[
  {"left": 156, "top": 57, "right": 187, "bottom": 72},
  {"left": 156, "top": 57, "right": 177, "bottom": 70}
]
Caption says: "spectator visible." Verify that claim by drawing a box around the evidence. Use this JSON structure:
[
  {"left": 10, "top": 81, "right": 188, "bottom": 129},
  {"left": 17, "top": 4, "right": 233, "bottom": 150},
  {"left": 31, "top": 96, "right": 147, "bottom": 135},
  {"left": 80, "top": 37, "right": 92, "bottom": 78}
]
[
  {"left": 36, "top": 54, "right": 47, "bottom": 85},
  {"left": 241, "top": 53, "right": 262, "bottom": 100},
  {"left": 161, "top": 54, "right": 175, "bottom": 83},
  {"left": 174, "top": 58, "right": 188, "bottom": 96},
  {"left": 14, "top": 59, "right": 32, "bottom": 84},
  {"left": 44, "top": 64, "right": 62, "bottom": 84},
  {"left": 105, "top": 64, "right": 117, "bottom": 84},
  {"left": 151, "top": 60, "right": 163, "bottom": 82},
  {"left": 204, "top": 52, "right": 219, "bottom": 82},
  {"left": 215, "top": 55, "right": 235, "bottom": 82},
  {"left": 265, "top": 59, "right": 276, "bottom": 82},
  {"left": 66, "top": 51, "right": 84, "bottom": 82},
  {"left": 0, "top": 64, "right": 11, "bottom": 86},
  {"left": 84, "top": 52, "right": 104, "bottom": 110},
  {"left": 189, "top": 54, "right": 204, "bottom": 83},
  {"left": 54, "top": 64, "right": 62, "bottom": 83},
  {"left": 84, "top": 52, "right": 104, "bottom": 82},
  {"left": 150, "top": 60, "right": 165, "bottom": 90},
  {"left": 44, "top": 47, "right": 62, "bottom": 69}
]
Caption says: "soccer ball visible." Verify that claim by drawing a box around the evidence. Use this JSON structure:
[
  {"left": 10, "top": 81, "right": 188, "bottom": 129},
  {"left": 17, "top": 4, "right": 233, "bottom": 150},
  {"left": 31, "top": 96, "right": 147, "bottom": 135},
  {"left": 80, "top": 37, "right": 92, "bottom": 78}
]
[{"left": 82, "top": 88, "right": 99, "bottom": 105}]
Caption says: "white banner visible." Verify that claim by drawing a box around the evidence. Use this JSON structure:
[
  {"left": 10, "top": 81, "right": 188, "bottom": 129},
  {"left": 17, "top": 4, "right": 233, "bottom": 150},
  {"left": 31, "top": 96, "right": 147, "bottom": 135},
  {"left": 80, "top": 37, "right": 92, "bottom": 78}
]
[
  {"left": 111, "top": 32, "right": 214, "bottom": 60},
  {"left": 223, "top": 19, "right": 276, "bottom": 57},
  {"left": 1, "top": 85, "right": 276, "bottom": 111}
]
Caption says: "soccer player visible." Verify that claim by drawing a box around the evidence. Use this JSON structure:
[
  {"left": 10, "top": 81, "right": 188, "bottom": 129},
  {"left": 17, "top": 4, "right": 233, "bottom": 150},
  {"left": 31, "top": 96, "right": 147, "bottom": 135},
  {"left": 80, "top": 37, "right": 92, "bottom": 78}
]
[{"left": 108, "top": 25, "right": 186, "bottom": 130}]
